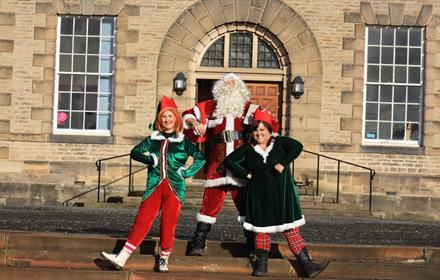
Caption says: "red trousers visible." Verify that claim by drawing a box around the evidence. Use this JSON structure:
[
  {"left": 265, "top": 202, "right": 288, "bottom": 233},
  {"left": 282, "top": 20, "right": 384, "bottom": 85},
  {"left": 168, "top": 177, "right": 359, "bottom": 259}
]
[
  {"left": 127, "top": 179, "right": 181, "bottom": 251},
  {"left": 198, "top": 185, "right": 246, "bottom": 223}
]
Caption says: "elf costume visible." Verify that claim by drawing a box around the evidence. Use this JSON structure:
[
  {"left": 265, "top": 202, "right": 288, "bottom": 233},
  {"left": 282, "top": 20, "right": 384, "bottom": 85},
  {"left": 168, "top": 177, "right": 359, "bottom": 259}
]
[{"left": 101, "top": 96, "right": 205, "bottom": 272}]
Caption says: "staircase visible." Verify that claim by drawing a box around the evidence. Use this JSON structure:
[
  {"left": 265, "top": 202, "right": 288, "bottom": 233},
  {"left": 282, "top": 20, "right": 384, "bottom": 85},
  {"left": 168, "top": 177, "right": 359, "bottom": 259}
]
[{"left": 1, "top": 230, "right": 438, "bottom": 279}]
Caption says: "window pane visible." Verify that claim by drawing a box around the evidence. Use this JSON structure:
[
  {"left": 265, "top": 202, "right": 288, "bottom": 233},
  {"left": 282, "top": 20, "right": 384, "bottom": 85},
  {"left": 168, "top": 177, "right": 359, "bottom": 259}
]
[
  {"left": 257, "top": 39, "right": 279, "bottom": 68},
  {"left": 392, "top": 123, "right": 405, "bottom": 140},
  {"left": 409, "top": 29, "right": 421, "bottom": 46},
  {"left": 367, "top": 47, "right": 380, "bottom": 63},
  {"left": 365, "top": 122, "right": 377, "bottom": 139},
  {"left": 58, "top": 74, "right": 71, "bottom": 91},
  {"left": 99, "top": 95, "right": 111, "bottom": 111},
  {"left": 366, "top": 103, "right": 378, "bottom": 120},
  {"left": 409, "top": 48, "right": 420, "bottom": 65},
  {"left": 58, "top": 92, "right": 70, "bottom": 110},
  {"left": 57, "top": 111, "right": 69, "bottom": 128},
  {"left": 60, "top": 36, "right": 72, "bottom": 53},
  {"left": 88, "top": 18, "right": 100, "bottom": 35},
  {"left": 366, "top": 85, "right": 378, "bottom": 101},
  {"left": 229, "top": 33, "right": 252, "bottom": 68},
  {"left": 72, "top": 75, "right": 85, "bottom": 91},
  {"left": 74, "top": 17, "right": 87, "bottom": 35},
  {"left": 379, "top": 122, "right": 391, "bottom": 139},
  {"left": 72, "top": 93, "right": 84, "bottom": 110},
  {"left": 74, "top": 37, "right": 86, "bottom": 53},
  {"left": 395, "top": 66, "right": 407, "bottom": 83},
  {"left": 102, "top": 18, "right": 114, "bottom": 36},
  {"left": 380, "top": 85, "right": 392, "bottom": 102},
  {"left": 86, "top": 75, "right": 98, "bottom": 92},
  {"left": 100, "top": 77, "right": 112, "bottom": 93},
  {"left": 394, "top": 86, "right": 406, "bottom": 103},
  {"left": 382, "top": 28, "right": 394, "bottom": 45},
  {"left": 396, "top": 28, "right": 408, "bottom": 46},
  {"left": 85, "top": 112, "right": 97, "bottom": 129},
  {"left": 73, "top": 55, "right": 85, "bottom": 72},
  {"left": 100, "top": 57, "right": 113, "bottom": 73},
  {"left": 407, "top": 123, "right": 419, "bottom": 141},
  {"left": 395, "top": 48, "right": 407, "bottom": 64},
  {"left": 88, "top": 37, "right": 100, "bottom": 54},
  {"left": 368, "top": 28, "right": 380, "bottom": 45},
  {"left": 407, "top": 105, "right": 419, "bottom": 122},
  {"left": 59, "top": 55, "right": 72, "bottom": 72},
  {"left": 71, "top": 112, "right": 83, "bottom": 129},
  {"left": 381, "top": 66, "right": 393, "bottom": 83},
  {"left": 407, "top": 87, "right": 420, "bottom": 103},
  {"left": 101, "top": 38, "right": 113, "bottom": 54},
  {"left": 379, "top": 104, "right": 391, "bottom": 121},
  {"left": 393, "top": 104, "right": 405, "bottom": 121},
  {"left": 87, "top": 55, "right": 99, "bottom": 73},
  {"left": 98, "top": 113, "right": 111, "bottom": 129},
  {"left": 367, "top": 65, "right": 379, "bottom": 82},
  {"left": 61, "top": 17, "right": 73, "bottom": 34},
  {"left": 408, "top": 67, "right": 420, "bottom": 83},
  {"left": 85, "top": 94, "right": 97, "bottom": 110},
  {"left": 381, "top": 47, "right": 393, "bottom": 64},
  {"left": 201, "top": 36, "right": 224, "bottom": 67}
]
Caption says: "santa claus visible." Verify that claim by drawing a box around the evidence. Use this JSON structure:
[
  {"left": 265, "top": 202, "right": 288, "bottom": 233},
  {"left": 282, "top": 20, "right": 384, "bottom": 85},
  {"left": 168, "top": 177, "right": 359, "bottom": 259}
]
[{"left": 183, "top": 73, "right": 260, "bottom": 256}]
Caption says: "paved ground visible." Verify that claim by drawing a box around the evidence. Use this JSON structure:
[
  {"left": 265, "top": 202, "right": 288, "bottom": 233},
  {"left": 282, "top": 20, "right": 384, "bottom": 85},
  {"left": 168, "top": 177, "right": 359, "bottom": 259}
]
[{"left": 0, "top": 206, "right": 439, "bottom": 247}]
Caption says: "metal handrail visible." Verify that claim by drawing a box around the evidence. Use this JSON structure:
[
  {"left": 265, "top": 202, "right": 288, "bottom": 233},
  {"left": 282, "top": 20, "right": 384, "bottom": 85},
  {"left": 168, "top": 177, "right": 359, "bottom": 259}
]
[{"left": 294, "top": 149, "right": 376, "bottom": 211}]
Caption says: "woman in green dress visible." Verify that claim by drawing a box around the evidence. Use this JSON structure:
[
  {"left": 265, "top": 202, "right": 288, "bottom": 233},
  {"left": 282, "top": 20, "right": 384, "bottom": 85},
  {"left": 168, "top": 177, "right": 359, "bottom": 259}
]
[{"left": 223, "top": 108, "right": 328, "bottom": 278}]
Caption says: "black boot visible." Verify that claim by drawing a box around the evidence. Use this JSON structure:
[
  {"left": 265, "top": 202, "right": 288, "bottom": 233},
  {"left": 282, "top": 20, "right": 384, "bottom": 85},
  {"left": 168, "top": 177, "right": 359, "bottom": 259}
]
[
  {"left": 251, "top": 249, "right": 269, "bottom": 277},
  {"left": 186, "top": 222, "right": 211, "bottom": 256},
  {"left": 296, "top": 247, "right": 329, "bottom": 278}
]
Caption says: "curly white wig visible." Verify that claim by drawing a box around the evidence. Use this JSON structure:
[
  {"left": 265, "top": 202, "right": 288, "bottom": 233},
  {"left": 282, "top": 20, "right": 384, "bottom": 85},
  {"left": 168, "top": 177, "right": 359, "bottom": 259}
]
[{"left": 212, "top": 73, "right": 251, "bottom": 118}]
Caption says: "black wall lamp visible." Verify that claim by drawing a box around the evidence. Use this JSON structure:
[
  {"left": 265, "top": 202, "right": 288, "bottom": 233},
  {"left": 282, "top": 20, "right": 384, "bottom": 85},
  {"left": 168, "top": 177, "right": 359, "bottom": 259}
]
[
  {"left": 290, "top": 75, "right": 304, "bottom": 99},
  {"left": 173, "top": 72, "right": 187, "bottom": 96}
]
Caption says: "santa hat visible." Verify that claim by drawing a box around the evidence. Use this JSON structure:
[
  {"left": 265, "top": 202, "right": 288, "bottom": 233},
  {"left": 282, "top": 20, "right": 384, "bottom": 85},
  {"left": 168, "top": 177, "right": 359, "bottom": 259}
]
[
  {"left": 158, "top": 96, "right": 177, "bottom": 112},
  {"left": 253, "top": 108, "right": 279, "bottom": 132}
]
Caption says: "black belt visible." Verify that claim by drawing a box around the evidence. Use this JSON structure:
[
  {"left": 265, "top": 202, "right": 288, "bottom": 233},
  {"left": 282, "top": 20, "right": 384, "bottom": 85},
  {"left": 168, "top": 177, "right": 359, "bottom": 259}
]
[{"left": 211, "top": 130, "right": 243, "bottom": 143}]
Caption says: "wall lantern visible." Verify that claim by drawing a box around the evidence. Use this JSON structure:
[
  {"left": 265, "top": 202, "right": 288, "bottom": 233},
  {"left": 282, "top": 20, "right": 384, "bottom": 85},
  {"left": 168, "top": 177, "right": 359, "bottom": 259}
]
[
  {"left": 290, "top": 75, "right": 304, "bottom": 99},
  {"left": 173, "top": 72, "right": 187, "bottom": 96}
]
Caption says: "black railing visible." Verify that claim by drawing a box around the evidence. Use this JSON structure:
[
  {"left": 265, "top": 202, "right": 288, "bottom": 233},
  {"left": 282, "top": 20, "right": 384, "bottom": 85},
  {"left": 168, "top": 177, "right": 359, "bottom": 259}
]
[{"left": 293, "top": 149, "right": 376, "bottom": 211}]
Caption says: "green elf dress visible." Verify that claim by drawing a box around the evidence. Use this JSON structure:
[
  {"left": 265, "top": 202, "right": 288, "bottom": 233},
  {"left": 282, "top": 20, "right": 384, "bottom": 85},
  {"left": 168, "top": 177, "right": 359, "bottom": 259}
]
[
  {"left": 223, "top": 136, "right": 304, "bottom": 233},
  {"left": 131, "top": 130, "right": 206, "bottom": 203}
]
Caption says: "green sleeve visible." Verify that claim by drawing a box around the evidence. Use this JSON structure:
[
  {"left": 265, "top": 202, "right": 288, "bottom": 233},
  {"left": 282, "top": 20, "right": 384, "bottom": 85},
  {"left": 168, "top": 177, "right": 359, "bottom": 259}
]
[
  {"left": 223, "top": 145, "right": 249, "bottom": 179},
  {"left": 181, "top": 138, "right": 206, "bottom": 178},
  {"left": 130, "top": 137, "right": 155, "bottom": 166},
  {"left": 278, "top": 136, "right": 303, "bottom": 167}
]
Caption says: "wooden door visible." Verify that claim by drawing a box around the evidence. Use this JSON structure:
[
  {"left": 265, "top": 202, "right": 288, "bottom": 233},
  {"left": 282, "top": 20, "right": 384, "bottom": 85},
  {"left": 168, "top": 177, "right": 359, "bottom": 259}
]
[{"left": 246, "top": 83, "right": 281, "bottom": 129}]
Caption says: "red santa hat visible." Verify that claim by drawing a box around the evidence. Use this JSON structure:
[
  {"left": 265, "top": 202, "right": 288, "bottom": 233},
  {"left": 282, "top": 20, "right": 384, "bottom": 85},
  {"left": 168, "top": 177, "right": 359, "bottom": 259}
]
[
  {"left": 158, "top": 96, "right": 177, "bottom": 112},
  {"left": 253, "top": 108, "right": 279, "bottom": 132}
]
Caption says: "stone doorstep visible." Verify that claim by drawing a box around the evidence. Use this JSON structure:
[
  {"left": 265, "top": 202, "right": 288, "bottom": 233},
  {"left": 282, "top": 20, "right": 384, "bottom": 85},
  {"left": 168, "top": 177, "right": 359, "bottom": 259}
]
[
  {"left": 1, "top": 231, "right": 433, "bottom": 263},
  {"left": 2, "top": 249, "right": 438, "bottom": 280}
]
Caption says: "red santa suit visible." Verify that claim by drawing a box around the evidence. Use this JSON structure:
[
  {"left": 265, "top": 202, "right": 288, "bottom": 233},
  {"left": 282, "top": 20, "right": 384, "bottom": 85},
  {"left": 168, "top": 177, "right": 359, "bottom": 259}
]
[{"left": 183, "top": 99, "right": 254, "bottom": 224}]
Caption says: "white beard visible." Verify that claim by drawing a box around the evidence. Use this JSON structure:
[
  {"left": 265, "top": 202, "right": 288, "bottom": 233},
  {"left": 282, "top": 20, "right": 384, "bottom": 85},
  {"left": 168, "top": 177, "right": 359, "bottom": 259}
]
[
  {"left": 212, "top": 73, "right": 250, "bottom": 119},
  {"left": 214, "top": 94, "right": 247, "bottom": 119}
]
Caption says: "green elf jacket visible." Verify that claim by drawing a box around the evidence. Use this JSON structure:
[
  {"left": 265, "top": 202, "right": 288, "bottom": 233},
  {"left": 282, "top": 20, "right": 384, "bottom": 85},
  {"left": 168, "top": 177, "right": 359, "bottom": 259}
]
[{"left": 130, "top": 131, "right": 206, "bottom": 203}]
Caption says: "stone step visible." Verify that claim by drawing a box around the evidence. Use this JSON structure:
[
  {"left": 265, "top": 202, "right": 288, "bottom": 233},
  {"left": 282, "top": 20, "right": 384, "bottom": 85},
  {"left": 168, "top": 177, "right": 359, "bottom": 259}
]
[{"left": 2, "top": 231, "right": 438, "bottom": 264}]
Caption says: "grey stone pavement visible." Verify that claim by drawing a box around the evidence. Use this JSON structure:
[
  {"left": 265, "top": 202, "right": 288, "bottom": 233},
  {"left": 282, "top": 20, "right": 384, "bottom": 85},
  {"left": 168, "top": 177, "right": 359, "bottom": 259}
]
[{"left": 0, "top": 206, "right": 439, "bottom": 247}]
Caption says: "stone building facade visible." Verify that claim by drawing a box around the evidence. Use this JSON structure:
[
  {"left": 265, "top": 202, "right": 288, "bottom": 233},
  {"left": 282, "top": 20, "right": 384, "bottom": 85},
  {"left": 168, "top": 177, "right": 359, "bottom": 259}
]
[{"left": 0, "top": 0, "right": 439, "bottom": 220}]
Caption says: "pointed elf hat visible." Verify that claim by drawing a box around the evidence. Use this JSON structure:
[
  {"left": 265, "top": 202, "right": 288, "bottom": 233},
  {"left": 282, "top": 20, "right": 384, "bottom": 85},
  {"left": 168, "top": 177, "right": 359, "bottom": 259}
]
[
  {"left": 253, "top": 108, "right": 272, "bottom": 124},
  {"left": 158, "top": 96, "right": 177, "bottom": 112}
]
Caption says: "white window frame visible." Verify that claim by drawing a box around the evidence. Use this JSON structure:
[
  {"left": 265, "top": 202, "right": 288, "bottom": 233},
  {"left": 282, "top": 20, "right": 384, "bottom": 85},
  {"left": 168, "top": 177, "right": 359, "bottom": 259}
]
[
  {"left": 53, "top": 16, "right": 116, "bottom": 136},
  {"left": 362, "top": 26, "right": 424, "bottom": 147}
]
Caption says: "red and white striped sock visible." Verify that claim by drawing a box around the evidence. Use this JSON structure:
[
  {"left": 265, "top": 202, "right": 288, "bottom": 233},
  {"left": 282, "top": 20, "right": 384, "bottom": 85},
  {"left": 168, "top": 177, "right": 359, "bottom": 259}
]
[{"left": 123, "top": 241, "right": 136, "bottom": 255}]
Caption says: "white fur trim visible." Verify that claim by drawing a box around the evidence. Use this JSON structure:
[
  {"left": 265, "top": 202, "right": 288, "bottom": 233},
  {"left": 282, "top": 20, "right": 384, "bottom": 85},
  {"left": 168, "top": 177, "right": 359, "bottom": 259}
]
[
  {"left": 177, "top": 166, "right": 186, "bottom": 179},
  {"left": 193, "top": 106, "right": 202, "bottom": 122},
  {"left": 183, "top": 114, "right": 196, "bottom": 130},
  {"left": 197, "top": 213, "right": 217, "bottom": 224},
  {"left": 202, "top": 176, "right": 247, "bottom": 188},
  {"left": 167, "top": 133, "right": 184, "bottom": 143},
  {"left": 150, "top": 154, "right": 159, "bottom": 168},
  {"left": 243, "top": 216, "right": 306, "bottom": 233},
  {"left": 253, "top": 140, "right": 274, "bottom": 163},
  {"left": 237, "top": 216, "right": 245, "bottom": 222},
  {"left": 207, "top": 118, "right": 223, "bottom": 128},
  {"left": 150, "top": 131, "right": 184, "bottom": 143}
]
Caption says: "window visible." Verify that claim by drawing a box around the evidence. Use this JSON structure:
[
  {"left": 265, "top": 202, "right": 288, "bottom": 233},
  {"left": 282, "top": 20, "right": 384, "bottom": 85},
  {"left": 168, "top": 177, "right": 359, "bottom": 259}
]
[
  {"left": 363, "top": 26, "right": 424, "bottom": 146},
  {"left": 200, "top": 32, "right": 280, "bottom": 69},
  {"left": 54, "top": 16, "right": 116, "bottom": 135}
]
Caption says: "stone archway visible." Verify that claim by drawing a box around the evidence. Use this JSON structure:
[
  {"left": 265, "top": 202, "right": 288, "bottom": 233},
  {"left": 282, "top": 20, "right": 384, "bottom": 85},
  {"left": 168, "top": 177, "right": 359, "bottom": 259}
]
[{"left": 157, "top": 0, "right": 323, "bottom": 138}]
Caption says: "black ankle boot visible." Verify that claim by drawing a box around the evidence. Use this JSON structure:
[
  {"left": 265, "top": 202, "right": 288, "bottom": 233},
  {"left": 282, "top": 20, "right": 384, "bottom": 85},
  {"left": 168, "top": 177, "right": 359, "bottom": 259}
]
[
  {"left": 296, "top": 247, "right": 329, "bottom": 278},
  {"left": 251, "top": 249, "right": 269, "bottom": 277},
  {"left": 186, "top": 222, "right": 211, "bottom": 256}
]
